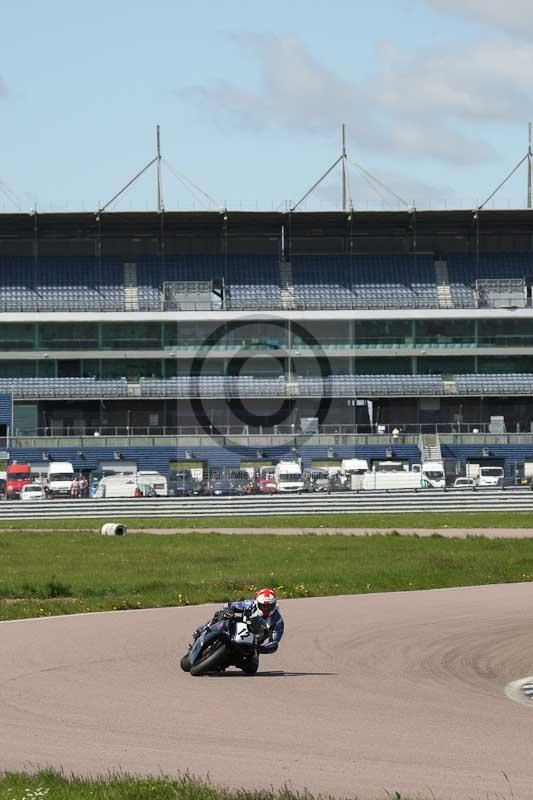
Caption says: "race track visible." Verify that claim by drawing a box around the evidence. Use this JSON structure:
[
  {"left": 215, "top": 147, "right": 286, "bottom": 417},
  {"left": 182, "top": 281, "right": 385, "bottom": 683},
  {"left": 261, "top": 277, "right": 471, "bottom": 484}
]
[{"left": 3, "top": 587, "right": 533, "bottom": 799}]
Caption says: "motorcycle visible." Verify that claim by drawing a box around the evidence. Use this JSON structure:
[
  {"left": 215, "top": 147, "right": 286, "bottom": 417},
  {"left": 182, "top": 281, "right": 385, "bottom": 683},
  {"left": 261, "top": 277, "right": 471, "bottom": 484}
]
[{"left": 180, "top": 609, "right": 266, "bottom": 676}]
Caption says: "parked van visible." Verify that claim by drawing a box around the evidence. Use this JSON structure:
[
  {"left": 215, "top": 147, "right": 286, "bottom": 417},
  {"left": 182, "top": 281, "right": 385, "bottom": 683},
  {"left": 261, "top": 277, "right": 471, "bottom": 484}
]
[
  {"left": 136, "top": 470, "right": 168, "bottom": 496},
  {"left": 360, "top": 460, "right": 445, "bottom": 490},
  {"left": 47, "top": 461, "right": 74, "bottom": 498},
  {"left": 420, "top": 461, "right": 446, "bottom": 489},
  {"left": 93, "top": 475, "right": 155, "bottom": 498},
  {"left": 340, "top": 458, "right": 369, "bottom": 477},
  {"left": 274, "top": 460, "right": 304, "bottom": 493},
  {"left": 341, "top": 458, "right": 369, "bottom": 489},
  {"left": 477, "top": 466, "right": 504, "bottom": 487}
]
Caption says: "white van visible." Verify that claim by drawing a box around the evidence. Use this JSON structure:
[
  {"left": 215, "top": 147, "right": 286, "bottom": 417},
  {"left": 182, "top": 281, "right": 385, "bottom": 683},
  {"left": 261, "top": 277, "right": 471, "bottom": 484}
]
[
  {"left": 341, "top": 459, "right": 369, "bottom": 477},
  {"left": 274, "top": 461, "right": 304, "bottom": 493},
  {"left": 420, "top": 461, "right": 446, "bottom": 489},
  {"left": 136, "top": 470, "right": 168, "bottom": 496},
  {"left": 477, "top": 466, "right": 504, "bottom": 487},
  {"left": 93, "top": 475, "right": 143, "bottom": 499},
  {"left": 47, "top": 461, "right": 74, "bottom": 497}
]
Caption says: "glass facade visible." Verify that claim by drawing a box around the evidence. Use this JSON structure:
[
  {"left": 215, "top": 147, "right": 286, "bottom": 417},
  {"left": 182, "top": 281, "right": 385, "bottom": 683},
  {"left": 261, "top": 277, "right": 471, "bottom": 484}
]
[
  {"left": 3, "top": 318, "right": 533, "bottom": 352},
  {"left": 477, "top": 319, "right": 533, "bottom": 347},
  {"left": 415, "top": 319, "right": 475, "bottom": 347},
  {"left": 353, "top": 319, "right": 412, "bottom": 348},
  {"left": 0, "top": 318, "right": 533, "bottom": 380}
]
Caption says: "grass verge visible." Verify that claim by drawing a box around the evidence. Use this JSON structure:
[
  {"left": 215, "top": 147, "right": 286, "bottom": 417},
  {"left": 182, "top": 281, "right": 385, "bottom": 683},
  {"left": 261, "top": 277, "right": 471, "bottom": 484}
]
[
  {"left": 0, "top": 510, "right": 533, "bottom": 531},
  {"left": 2, "top": 530, "right": 533, "bottom": 620},
  {"left": 0, "top": 770, "right": 417, "bottom": 800}
]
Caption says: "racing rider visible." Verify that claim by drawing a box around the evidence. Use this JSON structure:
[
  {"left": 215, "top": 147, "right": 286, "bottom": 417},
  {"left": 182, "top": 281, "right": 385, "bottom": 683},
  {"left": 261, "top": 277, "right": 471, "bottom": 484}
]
[{"left": 182, "top": 588, "right": 284, "bottom": 673}]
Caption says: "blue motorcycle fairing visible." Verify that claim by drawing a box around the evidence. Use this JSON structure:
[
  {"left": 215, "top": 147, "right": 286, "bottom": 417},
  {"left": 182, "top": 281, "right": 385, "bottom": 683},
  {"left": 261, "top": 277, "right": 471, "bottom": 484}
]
[{"left": 189, "top": 620, "right": 227, "bottom": 666}]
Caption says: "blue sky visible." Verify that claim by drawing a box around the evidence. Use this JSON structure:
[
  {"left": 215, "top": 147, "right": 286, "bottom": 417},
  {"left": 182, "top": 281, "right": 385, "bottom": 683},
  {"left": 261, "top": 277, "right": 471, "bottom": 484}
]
[{"left": 1, "top": 0, "right": 532, "bottom": 212}]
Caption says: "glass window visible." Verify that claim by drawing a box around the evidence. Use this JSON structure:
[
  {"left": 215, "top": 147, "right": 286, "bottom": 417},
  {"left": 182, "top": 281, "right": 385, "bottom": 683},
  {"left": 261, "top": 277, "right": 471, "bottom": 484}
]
[
  {"left": 38, "top": 323, "right": 98, "bottom": 350},
  {"left": 100, "top": 359, "right": 162, "bottom": 380},
  {"left": 477, "top": 356, "right": 533, "bottom": 374},
  {"left": 232, "top": 357, "right": 285, "bottom": 377},
  {"left": 355, "top": 357, "right": 412, "bottom": 374},
  {"left": 354, "top": 319, "right": 412, "bottom": 347},
  {"left": 417, "top": 357, "right": 475, "bottom": 375},
  {"left": 226, "top": 320, "right": 288, "bottom": 350},
  {"left": 478, "top": 318, "right": 533, "bottom": 347},
  {"left": 165, "top": 321, "right": 223, "bottom": 350},
  {"left": 293, "top": 320, "right": 350, "bottom": 349},
  {"left": 415, "top": 319, "right": 475, "bottom": 346},
  {"left": 0, "top": 360, "right": 37, "bottom": 377},
  {"left": 81, "top": 359, "right": 100, "bottom": 378},
  {"left": 101, "top": 323, "right": 161, "bottom": 350},
  {"left": 0, "top": 323, "right": 35, "bottom": 350}
]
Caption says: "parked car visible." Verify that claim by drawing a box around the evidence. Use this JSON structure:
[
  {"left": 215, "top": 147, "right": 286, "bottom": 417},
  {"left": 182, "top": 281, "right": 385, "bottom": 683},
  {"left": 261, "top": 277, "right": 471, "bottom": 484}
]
[
  {"left": 303, "top": 469, "right": 331, "bottom": 493},
  {"left": 20, "top": 483, "right": 47, "bottom": 501},
  {"left": 168, "top": 470, "right": 196, "bottom": 497},
  {"left": 208, "top": 478, "right": 248, "bottom": 496},
  {"left": 453, "top": 477, "right": 475, "bottom": 489}
]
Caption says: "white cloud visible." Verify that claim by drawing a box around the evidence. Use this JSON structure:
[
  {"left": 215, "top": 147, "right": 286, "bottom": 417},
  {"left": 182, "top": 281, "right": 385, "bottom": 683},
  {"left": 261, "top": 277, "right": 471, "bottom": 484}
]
[
  {"left": 178, "top": 32, "right": 531, "bottom": 165},
  {"left": 0, "top": 76, "right": 7, "bottom": 98},
  {"left": 422, "top": 0, "right": 533, "bottom": 36},
  {"left": 370, "top": 39, "right": 533, "bottom": 121},
  {"left": 179, "top": 35, "right": 358, "bottom": 134}
]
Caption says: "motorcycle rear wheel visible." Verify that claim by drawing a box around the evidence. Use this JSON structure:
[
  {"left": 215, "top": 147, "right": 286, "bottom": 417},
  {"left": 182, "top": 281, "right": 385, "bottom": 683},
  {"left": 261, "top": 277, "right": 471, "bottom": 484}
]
[{"left": 190, "top": 643, "right": 228, "bottom": 676}]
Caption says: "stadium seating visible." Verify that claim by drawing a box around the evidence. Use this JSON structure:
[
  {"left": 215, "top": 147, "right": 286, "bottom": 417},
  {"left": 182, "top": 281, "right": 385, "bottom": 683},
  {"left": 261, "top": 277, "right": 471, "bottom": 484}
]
[
  {"left": 0, "top": 377, "right": 128, "bottom": 398},
  {"left": 291, "top": 255, "right": 438, "bottom": 309},
  {"left": 297, "top": 374, "right": 444, "bottom": 396},
  {"left": 455, "top": 373, "right": 533, "bottom": 395},
  {"left": 446, "top": 253, "right": 533, "bottom": 309},
  {"left": 139, "top": 376, "right": 287, "bottom": 397},
  {"left": 0, "top": 252, "right": 531, "bottom": 313},
  {"left": 0, "top": 257, "right": 125, "bottom": 311}
]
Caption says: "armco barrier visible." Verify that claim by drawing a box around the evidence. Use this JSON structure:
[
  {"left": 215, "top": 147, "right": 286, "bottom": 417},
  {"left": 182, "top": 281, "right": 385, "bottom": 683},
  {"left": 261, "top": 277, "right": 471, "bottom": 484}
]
[{"left": 1, "top": 488, "right": 533, "bottom": 521}]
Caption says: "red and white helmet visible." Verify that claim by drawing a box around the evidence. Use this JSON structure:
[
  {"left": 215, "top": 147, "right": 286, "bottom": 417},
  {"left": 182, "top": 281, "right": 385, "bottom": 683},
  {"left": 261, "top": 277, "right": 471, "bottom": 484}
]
[{"left": 255, "top": 588, "right": 277, "bottom": 618}]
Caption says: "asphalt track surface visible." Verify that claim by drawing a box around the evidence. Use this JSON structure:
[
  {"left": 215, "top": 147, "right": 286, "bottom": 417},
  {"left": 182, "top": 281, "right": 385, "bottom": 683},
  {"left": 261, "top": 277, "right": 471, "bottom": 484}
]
[{"left": 3, "top": 588, "right": 533, "bottom": 799}]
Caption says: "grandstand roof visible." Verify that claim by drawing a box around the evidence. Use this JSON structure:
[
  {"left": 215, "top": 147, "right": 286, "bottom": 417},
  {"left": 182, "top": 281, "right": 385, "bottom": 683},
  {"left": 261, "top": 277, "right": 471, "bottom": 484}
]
[{"left": 0, "top": 208, "right": 532, "bottom": 241}]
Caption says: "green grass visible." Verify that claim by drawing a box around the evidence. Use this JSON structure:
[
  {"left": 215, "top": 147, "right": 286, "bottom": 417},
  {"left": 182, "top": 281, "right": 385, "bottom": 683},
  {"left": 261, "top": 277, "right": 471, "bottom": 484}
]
[
  {"left": 0, "top": 771, "right": 418, "bottom": 800},
  {"left": 2, "top": 529, "right": 533, "bottom": 621},
  {"left": 0, "top": 510, "right": 532, "bottom": 531}
]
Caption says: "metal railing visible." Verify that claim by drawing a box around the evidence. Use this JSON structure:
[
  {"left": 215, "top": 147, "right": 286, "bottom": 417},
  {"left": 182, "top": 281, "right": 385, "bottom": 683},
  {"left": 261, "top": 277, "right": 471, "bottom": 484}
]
[
  {"left": 0, "top": 297, "right": 484, "bottom": 314},
  {"left": 9, "top": 426, "right": 533, "bottom": 450},
  {"left": 1, "top": 487, "right": 532, "bottom": 521},
  {"left": 9, "top": 422, "right": 521, "bottom": 438}
]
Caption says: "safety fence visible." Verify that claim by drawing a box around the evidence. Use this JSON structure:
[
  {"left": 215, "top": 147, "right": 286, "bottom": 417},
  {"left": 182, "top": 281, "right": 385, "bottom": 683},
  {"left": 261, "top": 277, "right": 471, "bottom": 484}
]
[{"left": 1, "top": 487, "right": 532, "bottom": 521}]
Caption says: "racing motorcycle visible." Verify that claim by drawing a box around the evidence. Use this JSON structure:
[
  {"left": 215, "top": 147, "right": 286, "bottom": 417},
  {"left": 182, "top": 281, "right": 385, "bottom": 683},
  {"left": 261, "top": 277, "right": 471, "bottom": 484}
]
[{"left": 180, "top": 608, "right": 266, "bottom": 676}]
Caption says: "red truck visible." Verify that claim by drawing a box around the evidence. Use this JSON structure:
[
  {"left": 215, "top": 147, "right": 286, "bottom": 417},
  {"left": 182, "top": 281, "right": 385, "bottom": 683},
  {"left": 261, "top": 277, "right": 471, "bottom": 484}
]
[
  {"left": 5, "top": 462, "right": 32, "bottom": 499},
  {"left": 256, "top": 466, "right": 278, "bottom": 494}
]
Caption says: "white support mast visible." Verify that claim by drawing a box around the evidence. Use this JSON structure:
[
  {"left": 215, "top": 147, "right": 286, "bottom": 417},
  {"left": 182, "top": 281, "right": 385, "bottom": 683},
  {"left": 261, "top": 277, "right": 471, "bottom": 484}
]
[
  {"left": 342, "top": 123, "right": 347, "bottom": 212},
  {"left": 156, "top": 124, "right": 163, "bottom": 212},
  {"left": 527, "top": 122, "right": 533, "bottom": 208}
]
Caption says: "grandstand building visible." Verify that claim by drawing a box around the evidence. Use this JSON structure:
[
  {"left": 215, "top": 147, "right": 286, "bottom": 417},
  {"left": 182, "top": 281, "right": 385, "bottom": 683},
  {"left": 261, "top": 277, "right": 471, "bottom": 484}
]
[{"left": 1, "top": 207, "right": 533, "bottom": 480}]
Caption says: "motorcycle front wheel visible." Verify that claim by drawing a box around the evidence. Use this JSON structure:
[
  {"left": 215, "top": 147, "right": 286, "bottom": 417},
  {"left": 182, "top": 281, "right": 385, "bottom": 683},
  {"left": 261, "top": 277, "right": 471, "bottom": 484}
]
[
  {"left": 180, "top": 653, "right": 191, "bottom": 672},
  {"left": 239, "top": 654, "right": 259, "bottom": 675},
  {"left": 190, "top": 643, "right": 228, "bottom": 676}
]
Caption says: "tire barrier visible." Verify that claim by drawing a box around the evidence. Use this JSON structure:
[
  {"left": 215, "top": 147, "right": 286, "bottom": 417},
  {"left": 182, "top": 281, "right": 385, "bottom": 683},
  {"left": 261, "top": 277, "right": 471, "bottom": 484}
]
[
  {"left": 1, "top": 487, "right": 533, "bottom": 521},
  {"left": 100, "top": 522, "right": 127, "bottom": 536}
]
